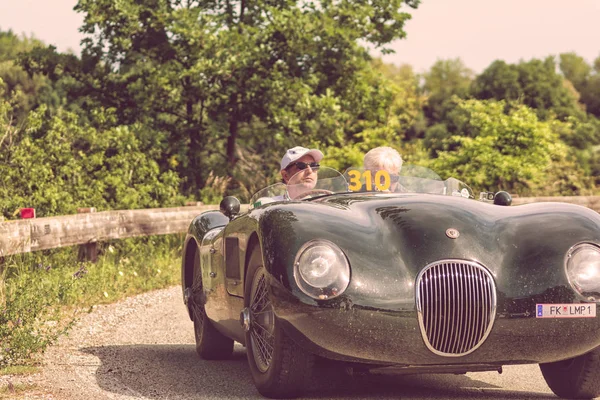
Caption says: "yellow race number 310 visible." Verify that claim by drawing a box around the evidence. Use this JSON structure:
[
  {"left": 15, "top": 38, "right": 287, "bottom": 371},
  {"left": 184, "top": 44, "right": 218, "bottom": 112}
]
[{"left": 347, "top": 169, "right": 391, "bottom": 191}]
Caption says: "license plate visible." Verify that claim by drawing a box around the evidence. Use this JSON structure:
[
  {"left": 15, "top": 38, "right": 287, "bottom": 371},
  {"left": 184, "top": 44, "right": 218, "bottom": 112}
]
[{"left": 536, "top": 303, "right": 596, "bottom": 318}]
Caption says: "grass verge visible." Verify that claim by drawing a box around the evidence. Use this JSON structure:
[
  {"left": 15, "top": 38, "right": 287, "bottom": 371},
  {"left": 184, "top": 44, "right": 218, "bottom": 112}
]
[
  {"left": 0, "top": 234, "right": 182, "bottom": 370},
  {"left": 0, "top": 382, "right": 38, "bottom": 399}
]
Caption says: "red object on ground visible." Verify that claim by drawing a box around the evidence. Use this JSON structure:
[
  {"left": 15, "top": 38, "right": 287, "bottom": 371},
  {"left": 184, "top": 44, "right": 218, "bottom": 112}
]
[{"left": 20, "top": 208, "right": 36, "bottom": 219}]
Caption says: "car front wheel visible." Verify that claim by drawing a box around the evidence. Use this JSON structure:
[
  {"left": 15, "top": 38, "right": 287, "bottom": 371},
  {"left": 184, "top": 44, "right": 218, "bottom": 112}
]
[
  {"left": 244, "top": 247, "right": 314, "bottom": 398},
  {"left": 540, "top": 347, "right": 600, "bottom": 399}
]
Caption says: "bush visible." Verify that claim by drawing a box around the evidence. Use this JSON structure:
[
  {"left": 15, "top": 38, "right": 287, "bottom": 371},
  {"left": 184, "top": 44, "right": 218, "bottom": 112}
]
[
  {"left": 430, "top": 99, "right": 594, "bottom": 195},
  {"left": 0, "top": 234, "right": 182, "bottom": 367},
  {"left": 0, "top": 258, "right": 73, "bottom": 367},
  {"left": 0, "top": 92, "right": 185, "bottom": 219}
]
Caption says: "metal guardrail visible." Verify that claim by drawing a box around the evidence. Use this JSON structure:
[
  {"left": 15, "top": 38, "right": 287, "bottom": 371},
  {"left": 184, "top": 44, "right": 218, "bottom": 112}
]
[{"left": 1, "top": 196, "right": 599, "bottom": 257}]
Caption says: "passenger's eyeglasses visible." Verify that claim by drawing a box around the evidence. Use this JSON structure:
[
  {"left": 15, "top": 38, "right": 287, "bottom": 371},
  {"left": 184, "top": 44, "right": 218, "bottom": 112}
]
[
  {"left": 286, "top": 161, "right": 320, "bottom": 171},
  {"left": 376, "top": 173, "right": 400, "bottom": 184}
]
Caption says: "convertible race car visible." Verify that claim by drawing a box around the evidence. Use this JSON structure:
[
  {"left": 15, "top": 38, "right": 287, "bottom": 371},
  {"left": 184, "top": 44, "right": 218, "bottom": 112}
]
[{"left": 181, "top": 166, "right": 600, "bottom": 398}]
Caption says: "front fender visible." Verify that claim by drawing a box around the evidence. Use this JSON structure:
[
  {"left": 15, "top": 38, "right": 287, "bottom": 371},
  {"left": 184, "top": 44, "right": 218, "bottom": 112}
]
[{"left": 181, "top": 210, "right": 229, "bottom": 319}]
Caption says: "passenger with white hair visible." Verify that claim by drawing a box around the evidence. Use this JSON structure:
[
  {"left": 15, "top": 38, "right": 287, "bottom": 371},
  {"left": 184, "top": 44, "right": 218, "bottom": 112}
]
[{"left": 363, "top": 146, "right": 403, "bottom": 192}]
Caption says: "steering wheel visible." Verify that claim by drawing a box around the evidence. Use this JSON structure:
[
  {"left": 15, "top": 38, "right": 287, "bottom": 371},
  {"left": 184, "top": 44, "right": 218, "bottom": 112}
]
[{"left": 295, "top": 189, "right": 334, "bottom": 200}]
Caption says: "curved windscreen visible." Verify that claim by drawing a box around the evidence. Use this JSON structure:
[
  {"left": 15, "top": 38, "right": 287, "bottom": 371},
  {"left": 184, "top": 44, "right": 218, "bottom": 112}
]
[
  {"left": 249, "top": 167, "right": 348, "bottom": 208},
  {"left": 249, "top": 182, "right": 288, "bottom": 209},
  {"left": 286, "top": 167, "right": 347, "bottom": 200},
  {"left": 249, "top": 164, "right": 475, "bottom": 209},
  {"left": 398, "top": 165, "right": 445, "bottom": 195},
  {"left": 342, "top": 165, "right": 474, "bottom": 198}
]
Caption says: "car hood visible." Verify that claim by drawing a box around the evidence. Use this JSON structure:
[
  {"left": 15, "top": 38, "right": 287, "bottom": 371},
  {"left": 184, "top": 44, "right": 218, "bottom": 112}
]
[{"left": 258, "top": 192, "right": 600, "bottom": 311}]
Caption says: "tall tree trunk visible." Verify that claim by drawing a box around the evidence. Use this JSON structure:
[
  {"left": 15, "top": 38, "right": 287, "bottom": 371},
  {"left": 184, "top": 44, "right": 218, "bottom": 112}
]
[
  {"left": 187, "top": 96, "right": 204, "bottom": 192},
  {"left": 189, "top": 129, "right": 204, "bottom": 190},
  {"left": 227, "top": 114, "right": 238, "bottom": 172}
]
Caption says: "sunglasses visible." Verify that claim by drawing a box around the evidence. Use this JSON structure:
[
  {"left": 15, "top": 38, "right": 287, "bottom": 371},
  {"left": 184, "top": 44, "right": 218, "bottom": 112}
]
[
  {"left": 286, "top": 161, "right": 320, "bottom": 171},
  {"left": 377, "top": 173, "right": 400, "bottom": 184}
]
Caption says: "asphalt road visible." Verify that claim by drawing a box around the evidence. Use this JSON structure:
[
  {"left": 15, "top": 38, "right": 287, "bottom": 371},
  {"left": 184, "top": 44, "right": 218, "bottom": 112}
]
[{"left": 34, "top": 286, "right": 568, "bottom": 400}]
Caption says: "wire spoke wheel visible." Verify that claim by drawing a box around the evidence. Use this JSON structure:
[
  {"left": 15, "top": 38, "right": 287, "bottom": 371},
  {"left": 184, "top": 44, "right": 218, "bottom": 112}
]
[
  {"left": 191, "top": 293, "right": 205, "bottom": 338},
  {"left": 244, "top": 248, "right": 315, "bottom": 398},
  {"left": 249, "top": 268, "right": 275, "bottom": 373},
  {"left": 191, "top": 271, "right": 206, "bottom": 336}
]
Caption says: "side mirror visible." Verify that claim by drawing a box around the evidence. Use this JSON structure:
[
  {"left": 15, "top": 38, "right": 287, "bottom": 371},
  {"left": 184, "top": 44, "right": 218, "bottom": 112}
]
[
  {"left": 493, "top": 191, "right": 512, "bottom": 206},
  {"left": 220, "top": 196, "right": 241, "bottom": 220}
]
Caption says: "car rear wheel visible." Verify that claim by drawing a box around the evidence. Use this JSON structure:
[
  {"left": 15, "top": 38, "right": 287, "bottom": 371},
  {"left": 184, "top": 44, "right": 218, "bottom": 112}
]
[
  {"left": 190, "top": 252, "right": 234, "bottom": 360},
  {"left": 540, "top": 347, "right": 600, "bottom": 399},
  {"left": 244, "top": 247, "right": 314, "bottom": 398}
]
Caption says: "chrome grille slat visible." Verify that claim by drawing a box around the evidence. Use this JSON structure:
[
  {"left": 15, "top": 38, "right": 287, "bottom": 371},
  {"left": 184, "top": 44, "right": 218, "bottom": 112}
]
[
  {"left": 436, "top": 266, "right": 443, "bottom": 348},
  {"left": 432, "top": 269, "right": 439, "bottom": 344},
  {"left": 441, "top": 263, "right": 449, "bottom": 351},
  {"left": 468, "top": 265, "right": 477, "bottom": 350},
  {"left": 442, "top": 263, "right": 450, "bottom": 350},
  {"left": 453, "top": 263, "right": 463, "bottom": 354},
  {"left": 416, "top": 260, "right": 497, "bottom": 357}
]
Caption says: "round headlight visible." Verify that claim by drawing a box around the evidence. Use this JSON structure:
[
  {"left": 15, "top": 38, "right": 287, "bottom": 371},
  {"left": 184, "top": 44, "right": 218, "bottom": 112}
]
[
  {"left": 294, "top": 240, "right": 350, "bottom": 300},
  {"left": 566, "top": 243, "right": 600, "bottom": 300}
]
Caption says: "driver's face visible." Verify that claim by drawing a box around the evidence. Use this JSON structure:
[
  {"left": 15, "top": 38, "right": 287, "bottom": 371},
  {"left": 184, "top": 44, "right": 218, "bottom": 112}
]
[{"left": 282, "top": 155, "right": 318, "bottom": 185}]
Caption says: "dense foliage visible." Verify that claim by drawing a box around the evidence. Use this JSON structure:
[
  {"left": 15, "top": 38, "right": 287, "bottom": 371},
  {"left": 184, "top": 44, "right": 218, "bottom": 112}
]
[
  {"left": 17, "top": 0, "right": 420, "bottom": 200},
  {"left": 429, "top": 99, "right": 593, "bottom": 195},
  {"left": 2, "top": 0, "right": 600, "bottom": 214},
  {"left": 1, "top": 83, "right": 183, "bottom": 218}
]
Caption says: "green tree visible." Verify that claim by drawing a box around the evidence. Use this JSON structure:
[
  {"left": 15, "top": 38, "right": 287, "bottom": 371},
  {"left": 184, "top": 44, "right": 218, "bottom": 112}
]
[
  {"left": 373, "top": 59, "right": 426, "bottom": 140},
  {"left": 321, "top": 59, "right": 426, "bottom": 171},
  {"left": 472, "top": 57, "right": 584, "bottom": 121},
  {"left": 0, "top": 81, "right": 182, "bottom": 219},
  {"left": 20, "top": 0, "right": 421, "bottom": 195},
  {"left": 0, "top": 30, "right": 45, "bottom": 62},
  {"left": 421, "top": 58, "right": 473, "bottom": 124},
  {"left": 430, "top": 99, "right": 592, "bottom": 195},
  {"left": 0, "top": 30, "right": 61, "bottom": 120},
  {"left": 559, "top": 52, "right": 591, "bottom": 91},
  {"left": 556, "top": 53, "right": 600, "bottom": 119},
  {"left": 579, "top": 55, "right": 600, "bottom": 118}
]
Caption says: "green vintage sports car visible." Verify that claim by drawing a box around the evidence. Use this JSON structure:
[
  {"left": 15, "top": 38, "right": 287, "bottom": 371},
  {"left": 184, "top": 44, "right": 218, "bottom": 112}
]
[{"left": 181, "top": 166, "right": 600, "bottom": 398}]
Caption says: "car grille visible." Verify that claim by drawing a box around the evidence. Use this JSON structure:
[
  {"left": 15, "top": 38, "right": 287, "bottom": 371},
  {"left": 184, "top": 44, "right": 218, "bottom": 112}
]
[{"left": 416, "top": 260, "right": 497, "bottom": 357}]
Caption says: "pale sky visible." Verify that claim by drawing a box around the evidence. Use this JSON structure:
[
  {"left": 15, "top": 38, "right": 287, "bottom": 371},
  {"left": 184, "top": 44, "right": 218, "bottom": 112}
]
[
  {"left": 380, "top": 0, "right": 600, "bottom": 72},
  {"left": 1, "top": 0, "right": 599, "bottom": 73}
]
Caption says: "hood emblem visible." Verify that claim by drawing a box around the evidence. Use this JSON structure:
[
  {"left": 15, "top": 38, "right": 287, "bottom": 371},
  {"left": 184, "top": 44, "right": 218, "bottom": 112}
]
[{"left": 446, "top": 228, "right": 460, "bottom": 239}]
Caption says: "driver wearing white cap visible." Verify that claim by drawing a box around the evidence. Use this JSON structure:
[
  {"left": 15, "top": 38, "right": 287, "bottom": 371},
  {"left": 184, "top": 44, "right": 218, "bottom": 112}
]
[
  {"left": 260, "top": 146, "right": 323, "bottom": 202},
  {"left": 280, "top": 146, "right": 323, "bottom": 184},
  {"left": 281, "top": 146, "right": 323, "bottom": 199}
]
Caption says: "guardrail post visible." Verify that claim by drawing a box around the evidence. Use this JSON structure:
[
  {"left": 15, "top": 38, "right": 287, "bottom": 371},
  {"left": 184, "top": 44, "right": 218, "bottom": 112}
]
[{"left": 77, "top": 207, "right": 98, "bottom": 262}]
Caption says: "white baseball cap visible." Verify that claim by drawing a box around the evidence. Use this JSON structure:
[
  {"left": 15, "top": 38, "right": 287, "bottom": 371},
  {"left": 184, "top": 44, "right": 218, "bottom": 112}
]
[{"left": 280, "top": 146, "right": 324, "bottom": 171}]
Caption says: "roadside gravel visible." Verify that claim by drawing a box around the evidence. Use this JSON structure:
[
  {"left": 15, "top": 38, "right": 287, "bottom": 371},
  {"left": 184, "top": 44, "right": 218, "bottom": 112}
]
[{"left": 8, "top": 286, "right": 203, "bottom": 399}]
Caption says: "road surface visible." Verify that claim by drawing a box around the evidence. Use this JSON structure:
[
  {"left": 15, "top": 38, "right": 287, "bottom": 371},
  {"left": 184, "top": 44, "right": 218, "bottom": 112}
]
[{"left": 26, "top": 286, "right": 567, "bottom": 399}]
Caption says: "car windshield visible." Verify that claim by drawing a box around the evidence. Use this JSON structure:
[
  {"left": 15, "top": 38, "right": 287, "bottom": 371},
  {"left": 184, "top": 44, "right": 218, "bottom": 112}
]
[
  {"left": 343, "top": 165, "right": 474, "bottom": 199},
  {"left": 249, "top": 165, "right": 475, "bottom": 209},
  {"left": 249, "top": 167, "right": 347, "bottom": 208}
]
